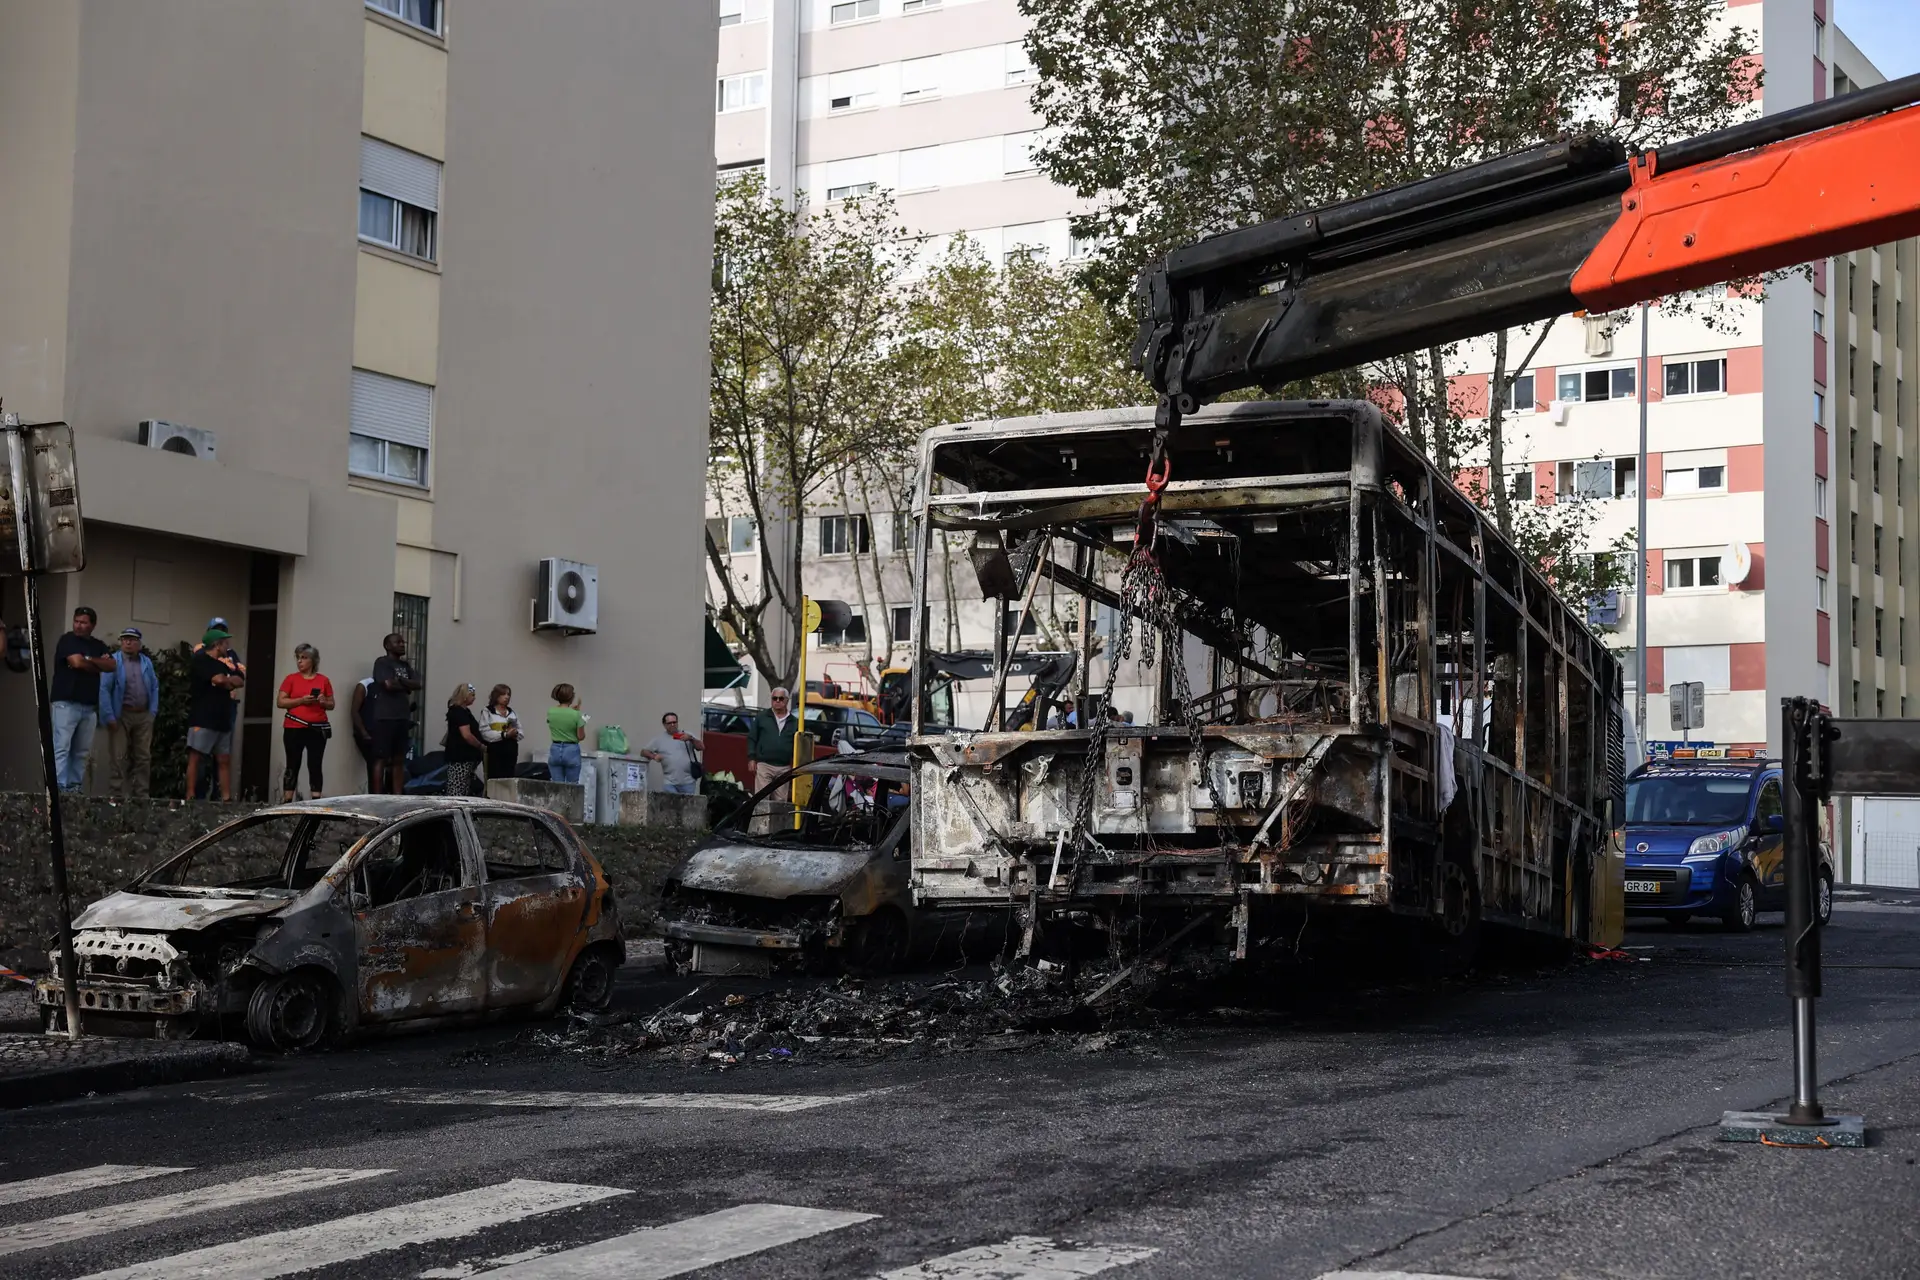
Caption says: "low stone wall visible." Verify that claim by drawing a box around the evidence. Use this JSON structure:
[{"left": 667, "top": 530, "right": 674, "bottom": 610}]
[{"left": 0, "top": 794, "right": 703, "bottom": 958}]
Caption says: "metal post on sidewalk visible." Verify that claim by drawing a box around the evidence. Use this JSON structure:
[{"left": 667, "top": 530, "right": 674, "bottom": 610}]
[
  {"left": 1634, "top": 301, "right": 1650, "bottom": 760},
  {"left": 2, "top": 409, "right": 86, "bottom": 1039}
]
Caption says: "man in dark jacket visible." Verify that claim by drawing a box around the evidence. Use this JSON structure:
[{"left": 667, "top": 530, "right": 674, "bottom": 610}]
[{"left": 747, "top": 687, "right": 800, "bottom": 789}]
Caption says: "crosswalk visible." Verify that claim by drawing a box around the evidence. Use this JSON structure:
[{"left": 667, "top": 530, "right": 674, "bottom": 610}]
[{"left": 0, "top": 1162, "right": 1161, "bottom": 1280}]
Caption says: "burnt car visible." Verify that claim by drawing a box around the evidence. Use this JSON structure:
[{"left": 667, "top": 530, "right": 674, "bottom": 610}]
[
  {"left": 659, "top": 751, "right": 1000, "bottom": 975},
  {"left": 36, "top": 796, "right": 622, "bottom": 1050}
]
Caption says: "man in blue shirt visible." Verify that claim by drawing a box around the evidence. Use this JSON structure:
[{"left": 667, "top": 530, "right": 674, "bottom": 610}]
[{"left": 99, "top": 626, "right": 160, "bottom": 799}]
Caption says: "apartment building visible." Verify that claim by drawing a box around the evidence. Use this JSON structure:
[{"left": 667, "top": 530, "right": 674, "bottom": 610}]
[
  {"left": 1460, "top": 0, "right": 1918, "bottom": 881},
  {"left": 0, "top": 1, "right": 714, "bottom": 796}
]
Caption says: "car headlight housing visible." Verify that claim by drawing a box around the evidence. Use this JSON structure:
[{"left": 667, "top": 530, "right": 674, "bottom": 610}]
[{"left": 1686, "top": 826, "right": 1747, "bottom": 859}]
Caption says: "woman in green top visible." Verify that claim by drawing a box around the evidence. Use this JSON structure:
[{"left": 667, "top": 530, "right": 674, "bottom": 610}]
[{"left": 547, "top": 683, "right": 589, "bottom": 783}]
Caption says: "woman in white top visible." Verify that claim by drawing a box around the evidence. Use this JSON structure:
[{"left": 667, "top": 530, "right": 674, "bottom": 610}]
[{"left": 478, "top": 683, "right": 523, "bottom": 783}]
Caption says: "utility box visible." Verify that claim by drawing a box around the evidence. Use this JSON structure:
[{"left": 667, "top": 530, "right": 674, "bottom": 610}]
[{"left": 580, "top": 750, "right": 646, "bottom": 825}]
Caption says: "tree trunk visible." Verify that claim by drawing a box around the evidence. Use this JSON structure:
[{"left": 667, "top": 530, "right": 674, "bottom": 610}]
[
  {"left": 1427, "top": 347, "right": 1454, "bottom": 475},
  {"left": 1489, "top": 329, "right": 1512, "bottom": 535}
]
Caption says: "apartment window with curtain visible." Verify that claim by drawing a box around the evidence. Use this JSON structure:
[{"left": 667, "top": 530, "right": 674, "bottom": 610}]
[
  {"left": 1556, "top": 365, "right": 1636, "bottom": 402},
  {"left": 367, "top": 0, "right": 440, "bottom": 35},
  {"left": 1504, "top": 373, "right": 1536, "bottom": 413},
  {"left": 717, "top": 72, "right": 767, "bottom": 113},
  {"left": 818, "top": 514, "right": 870, "bottom": 556},
  {"left": 359, "top": 137, "right": 440, "bottom": 263},
  {"left": 350, "top": 369, "right": 432, "bottom": 487}
]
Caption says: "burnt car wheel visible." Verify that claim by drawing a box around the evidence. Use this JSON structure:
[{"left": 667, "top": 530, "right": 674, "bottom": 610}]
[
  {"left": 844, "top": 907, "right": 910, "bottom": 976},
  {"left": 246, "top": 971, "right": 335, "bottom": 1052},
  {"left": 564, "top": 945, "right": 619, "bottom": 1013}
]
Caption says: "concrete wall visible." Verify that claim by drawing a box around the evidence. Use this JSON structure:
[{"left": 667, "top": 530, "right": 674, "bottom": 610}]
[{"left": 429, "top": 0, "right": 715, "bottom": 762}]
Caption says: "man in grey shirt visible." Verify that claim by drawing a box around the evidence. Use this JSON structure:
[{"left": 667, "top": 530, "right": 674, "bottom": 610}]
[{"left": 642, "top": 712, "right": 702, "bottom": 795}]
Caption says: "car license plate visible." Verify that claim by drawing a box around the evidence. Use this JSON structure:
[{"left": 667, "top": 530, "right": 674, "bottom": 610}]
[{"left": 1624, "top": 879, "right": 1661, "bottom": 894}]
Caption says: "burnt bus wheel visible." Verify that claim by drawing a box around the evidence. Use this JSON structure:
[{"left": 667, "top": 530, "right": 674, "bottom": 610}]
[
  {"left": 845, "top": 908, "right": 910, "bottom": 976},
  {"left": 246, "top": 971, "right": 335, "bottom": 1052},
  {"left": 1425, "top": 858, "right": 1483, "bottom": 975}
]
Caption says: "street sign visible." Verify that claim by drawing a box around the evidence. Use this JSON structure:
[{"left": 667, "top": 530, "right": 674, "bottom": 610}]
[
  {"left": 0, "top": 418, "right": 85, "bottom": 574},
  {"left": 1669, "top": 680, "right": 1705, "bottom": 731}
]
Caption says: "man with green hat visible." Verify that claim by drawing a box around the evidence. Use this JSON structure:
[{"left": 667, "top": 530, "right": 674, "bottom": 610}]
[{"left": 186, "top": 625, "right": 244, "bottom": 801}]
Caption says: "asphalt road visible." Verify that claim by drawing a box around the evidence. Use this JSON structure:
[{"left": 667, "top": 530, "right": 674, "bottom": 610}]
[{"left": 3, "top": 897, "right": 1918, "bottom": 1280}]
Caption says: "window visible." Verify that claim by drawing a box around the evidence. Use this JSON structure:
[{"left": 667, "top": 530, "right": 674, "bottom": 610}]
[
  {"left": 1004, "top": 42, "right": 1034, "bottom": 85},
  {"left": 1568, "top": 458, "right": 1633, "bottom": 499},
  {"left": 1665, "top": 553, "right": 1723, "bottom": 590},
  {"left": 890, "top": 510, "right": 911, "bottom": 555},
  {"left": 471, "top": 814, "right": 572, "bottom": 879},
  {"left": 1003, "top": 223, "right": 1051, "bottom": 265},
  {"left": 1816, "top": 476, "right": 1828, "bottom": 518},
  {"left": 1851, "top": 513, "right": 1858, "bottom": 562},
  {"left": 1002, "top": 609, "right": 1038, "bottom": 637},
  {"left": 1875, "top": 443, "right": 1883, "bottom": 492},
  {"left": 1877, "top": 606, "right": 1886, "bottom": 656},
  {"left": 902, "top": 0, "right": 942, "bottom": 10},
  {"left": 1556, "top": 366, "right": 1635, "bottom": 402},
  {"left": 818, "top": 514, "right": 871, "bottom": 556},
  {"left": 1508, "top": 468, "right": 1533, "bottom": 501},
  {"left": 729, "top": 516, "right": 757, "bottom": 555},
  {"left": 1816, "top": 390, "right": 1826, "bottom": 424},
  {"left": 1875, "top": 524, "right": 1884, "bottom": 575},
  {"left": 350, "top": 369, "right": 431, "bottom": 487},
  {"left": 367, "top": 0, "right": 440, "bottom": 35},
  {"left": 1068, "top": 231, "right": 1102, "bottom": 260},
  {"left": 1903, "top": 616, "right": 1908, "bottom": 662},
  {"left": 1853, "top": 680, "right": 1861, "bottom": 711},
  {"left": 1873, "top": 282, "right": 1882, "bottom": 331},
  {"left": 1664, "top": 357, "right": 1726, "bottom": 397},
  {"left": 829, "top": 0, "right": 878, "bottom": 22},
  {"left": 900, "top": 55, "right": 941, "bottom": 100},
  {"left": 1850, "top": 429, "right": 1858, "bottom": 478},
  {"left": 1003, "top": 130, "right": 1039, "bottom": 175},
  {"left": 827, "top": 67, "right": 879, "bottom": 112},
  {"left": 1665, "top": 644, "right": 1731, "bottom": 691},
  {"left": 354, "top": 818, "right": 465, "bottom": 909},
  {"left": 719, "top": 0, "right": 745, "bottom": 25},
  {"left": 820, "top": 613, "right": 867, "bottom": 646},
  {"left": 718, "top": 72, "right": 766, "bottom": 113},
  {"left": 1814, "top": 307, "right": 1824, "bottom": 335},
  {"left": 1816, "top": 573, "right": 1828, "bottom": 610},
  {"left": 1504, "top": 373, "right": 1536, "bottom": 413},
  {"left": 359, "top": 137, "right": 439, "bottom": 262},
  {"left": 1662, "top": 463, "right": 1726, "bottom": 495},
  {"left": 1878, "top": 689, "right": 1886, "bottom": 716},
  {"left": 1874, "top": 363, "right": 1883, "bottom": 413},
  {"left": 898, "top": 146, "right": 941, "bottom": 190},
  {"left": 716, "top": 161, "right": 765, "bottom": 191},
  {"left": 1852, "top": 596, "right": 1860, "bottom": 641},
  {"left": 891, "top": 606, "right": 913, "bottom": 647}
]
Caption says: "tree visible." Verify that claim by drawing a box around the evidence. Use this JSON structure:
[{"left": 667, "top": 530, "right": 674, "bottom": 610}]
[
  {"left": 1023, "top": 0, "right": 1758, "bottom": 602},
  {"left": 707, "top": 173, "right": 917, "bottom": 688}
]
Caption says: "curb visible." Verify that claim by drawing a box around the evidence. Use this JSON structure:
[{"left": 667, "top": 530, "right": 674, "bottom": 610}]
[{"left": 0, "top": 1039, "right": 255, "bottom": 1109}]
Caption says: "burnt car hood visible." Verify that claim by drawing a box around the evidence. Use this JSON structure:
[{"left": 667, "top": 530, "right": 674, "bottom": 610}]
[
  {"left": 677, "top": 841, "right": 874, "bottom": 899},
  {"left": 71, "top": 890, "right": 294, "bottom": 933}
]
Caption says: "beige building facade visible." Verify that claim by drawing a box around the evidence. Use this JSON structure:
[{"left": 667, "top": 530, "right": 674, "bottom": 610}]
[{"left": 0, "top": 1, "right": 715, "bottom": 796}]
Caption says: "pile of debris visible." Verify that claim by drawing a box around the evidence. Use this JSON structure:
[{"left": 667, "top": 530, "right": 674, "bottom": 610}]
[{"left": 518, "top": 962, "right": 1171, "bottom": 1067}]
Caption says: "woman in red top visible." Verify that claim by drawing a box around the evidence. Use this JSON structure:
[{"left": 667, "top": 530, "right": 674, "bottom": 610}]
[{"left": 276, "top": 643, "right": 336, "bottom": 801}]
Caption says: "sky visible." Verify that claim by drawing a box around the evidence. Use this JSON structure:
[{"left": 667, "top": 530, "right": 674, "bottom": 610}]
[{"left": 1834, "top": 0, "right": 1920, "bottom": 79}]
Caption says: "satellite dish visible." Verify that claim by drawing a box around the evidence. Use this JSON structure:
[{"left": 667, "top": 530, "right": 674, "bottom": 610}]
[{"left": 1723, "top": 541, "right": 1753, "bottom": 586}]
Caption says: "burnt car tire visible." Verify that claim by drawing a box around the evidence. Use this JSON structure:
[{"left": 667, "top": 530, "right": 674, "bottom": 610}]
[
  {"left": 246, "top": 971, "right": 337, "bottom": 1052},
  {"left": 564, "top": 944, "right": 620, "bottom": 1014},
  {"left": 844, "top": 907, "right": 910, "bottom": 976}
]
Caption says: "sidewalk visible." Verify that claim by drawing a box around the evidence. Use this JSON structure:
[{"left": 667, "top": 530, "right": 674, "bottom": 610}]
[{"left": 0, "top": 988, "right": 252, "bottom": 1107}]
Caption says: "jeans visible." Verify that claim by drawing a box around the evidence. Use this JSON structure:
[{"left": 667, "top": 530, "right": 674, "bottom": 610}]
[
  {"left": 661, "top": 779, "right": 699, "bottom": 795},
  {"left": 548, "top": 742, "right": 582, "bottom": 783},
  {"left": 51, "top": 700, "right": 98, "bottom": 792}
]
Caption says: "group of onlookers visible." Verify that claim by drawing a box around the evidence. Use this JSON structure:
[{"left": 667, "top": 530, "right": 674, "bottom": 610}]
[{"left": 42, "top": 606, "right": 703, "bottom": 802}]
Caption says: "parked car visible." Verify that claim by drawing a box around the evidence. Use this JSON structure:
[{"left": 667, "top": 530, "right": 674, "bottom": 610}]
[
  {"left": 1624, "top": 756, "right": 1835, "bottom": 930},
  {"left": 36, "top": 796, "right": 623, "bottom": 1049},
  {"left": 659, "top": 751, "right": 1002, "bottom": 975},
  {"left": 700, "top": 700, "right": 887, "bottom": 789}
]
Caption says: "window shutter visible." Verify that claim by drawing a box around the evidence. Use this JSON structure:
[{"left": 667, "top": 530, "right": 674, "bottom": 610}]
[
  {"left": 352, "top": 369, "right": 432, "bottom": 449},
  {"left": 360, "top": 136, "right": 441, "bottom": 212}
]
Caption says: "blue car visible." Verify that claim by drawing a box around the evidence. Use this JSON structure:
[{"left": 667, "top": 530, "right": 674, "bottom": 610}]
[{"left": 1624, "top": 757, "right": 1835, "bottom": 931}]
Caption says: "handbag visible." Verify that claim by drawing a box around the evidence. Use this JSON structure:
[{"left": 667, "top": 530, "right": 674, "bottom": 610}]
[
  {"left": 597, "top": 723, "right": 629, "bottom": 754},
  {"left": 687, "top": 736, "right": 704, "bottom": 780}
]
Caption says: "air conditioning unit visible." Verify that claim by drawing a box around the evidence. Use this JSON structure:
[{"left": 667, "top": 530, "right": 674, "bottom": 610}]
[
  {"left": 534, "top": 557, "right": 598, "bottom": 634},
  {"left": 138, "top": 420, "right": 217, "bottom": 462}
]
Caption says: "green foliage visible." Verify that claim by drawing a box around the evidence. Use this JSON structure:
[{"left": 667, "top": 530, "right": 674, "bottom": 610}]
[{"left": 149, "top": 642, "right": 195, "bottom": 800}]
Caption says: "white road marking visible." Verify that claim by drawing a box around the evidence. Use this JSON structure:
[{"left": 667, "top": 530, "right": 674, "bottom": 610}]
[
  {"left": 1317, "top": 1272, "right": 1494, "bottom": 1279},
  {"left": 483, "top": 1203, "right": 877, "bottom": 1278},
  {"left": 0, "top": 1167, "right": 388, "bottom": 1257},
  {"left": 323, "top": 1087, "right": 865, "bottom": 1112},
  {"left": 0, "top": 1164, "right": 189, "bottom": 1206},
  {"left": 877, "top": 1235, "right": 1158, "bottom": 1278},
  {"left": 78, "top": 1178, "right": 629, "bottom": 1280}
]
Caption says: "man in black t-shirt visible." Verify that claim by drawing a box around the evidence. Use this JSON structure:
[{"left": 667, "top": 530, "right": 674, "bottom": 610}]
[
  {"left": 369, "top": 632, "right": 423, "bottom": 794},
  {"left": 50, "top": 606, "right": 114, "bottom": 792},
  {"left": 186, "top": 626, "right": 245, "bottom": 801}
]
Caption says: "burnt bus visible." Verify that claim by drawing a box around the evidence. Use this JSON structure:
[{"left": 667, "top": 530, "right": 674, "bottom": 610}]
[{"left": 905, "top": 400, "right": 1625, "bottom": 957}]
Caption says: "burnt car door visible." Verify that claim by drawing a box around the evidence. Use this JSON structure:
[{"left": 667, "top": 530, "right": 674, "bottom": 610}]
[
  {"left": 347, "top": 812, "right": 489, "bottom": 1022},
  {"left": 470, "top": 810, "right": 588, "bottom": 1011}
]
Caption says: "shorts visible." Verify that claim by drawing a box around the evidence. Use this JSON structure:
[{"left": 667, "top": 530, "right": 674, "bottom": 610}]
[
  {"left": 186, "top": 726, "right": 233, "bottom": 757},
  {"left": 372, "top": 719, "right": 413, "bottom": 759}
]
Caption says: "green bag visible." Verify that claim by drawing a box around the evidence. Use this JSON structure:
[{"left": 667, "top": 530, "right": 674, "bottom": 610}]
[{"left": 597, "top": 724, "right": 629, "bottom": 754}]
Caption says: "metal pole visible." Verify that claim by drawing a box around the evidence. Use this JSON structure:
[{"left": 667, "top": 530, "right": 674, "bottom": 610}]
[
  {"left": 1780, "top": 695, "right": 1826, "bottom": 1125},
  {"left": 1635, "top": 301, "right": 1650, "bottom": 759},
  {"left": 5, "top": 422, "right": 82, "bottom": 1040}
]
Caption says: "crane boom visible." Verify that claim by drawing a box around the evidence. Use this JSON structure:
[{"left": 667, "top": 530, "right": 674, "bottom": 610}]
[{"left": 1134, "top": 71, "right": 1920, "bottom": 429}]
